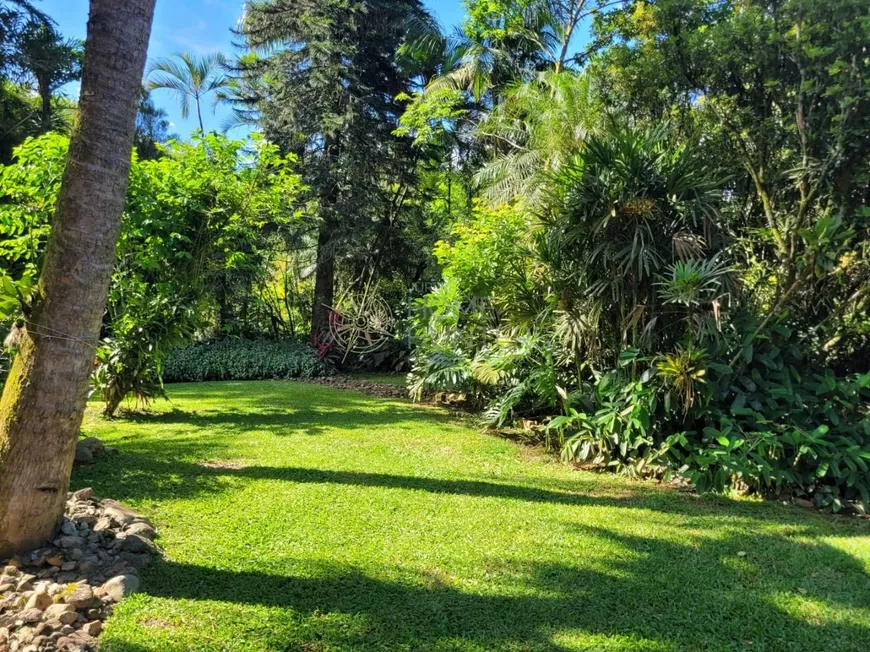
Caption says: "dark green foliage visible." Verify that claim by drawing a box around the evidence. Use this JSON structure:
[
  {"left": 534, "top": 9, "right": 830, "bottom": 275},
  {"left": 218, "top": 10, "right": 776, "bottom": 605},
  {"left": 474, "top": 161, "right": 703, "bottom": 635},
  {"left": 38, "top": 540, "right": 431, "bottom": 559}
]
[
  {"left": 552, "top": 326, "right": 870, "bottom": 512},
  {"left": 679, "top": 321, "right": 870, "bottom": 511},
  {"left": 7, "top": 19, "right": 81, "bottom": 132},
  {"left": 408, "top": 0, "right": 870, "bottom": 512},
  {"left": 236, "top": 0, "right": 444, "bottom": 334},
  {"left": 133, "top": 89, "right": 173, "bottom": 161},
  {"left": 162, "top": 340, "right": 333, "bottom": 383}
]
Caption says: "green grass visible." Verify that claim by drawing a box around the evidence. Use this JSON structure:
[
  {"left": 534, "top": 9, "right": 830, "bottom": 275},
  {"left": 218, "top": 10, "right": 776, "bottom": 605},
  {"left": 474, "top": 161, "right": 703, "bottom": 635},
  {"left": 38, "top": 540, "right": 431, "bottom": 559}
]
[{"left": 74, "top": 381, "right": 870, "bottom": 652}]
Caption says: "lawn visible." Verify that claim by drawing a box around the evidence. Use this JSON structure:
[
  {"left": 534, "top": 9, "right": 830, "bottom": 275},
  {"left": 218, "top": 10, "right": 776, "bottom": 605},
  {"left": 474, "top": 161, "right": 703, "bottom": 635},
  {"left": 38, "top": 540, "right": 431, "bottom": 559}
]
[{"left": 74, "top": 381, "right": 870, "bottom": 651}]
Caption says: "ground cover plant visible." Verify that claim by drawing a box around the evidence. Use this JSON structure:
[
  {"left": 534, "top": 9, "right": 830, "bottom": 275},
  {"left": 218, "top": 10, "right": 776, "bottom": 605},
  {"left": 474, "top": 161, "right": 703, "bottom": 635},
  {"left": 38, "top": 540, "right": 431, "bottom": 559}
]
[
  {"left": 74, "top": 381, "right": 870, "bottom": 652},
  {"left": 162, "top": 340, "right": 333, "bottom": 383}
]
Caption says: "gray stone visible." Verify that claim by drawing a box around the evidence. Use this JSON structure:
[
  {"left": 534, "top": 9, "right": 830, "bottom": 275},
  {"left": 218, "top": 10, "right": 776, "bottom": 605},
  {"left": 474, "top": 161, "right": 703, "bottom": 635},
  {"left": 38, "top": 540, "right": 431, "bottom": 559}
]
[
  {"left": 23, "top": 591, "right": 51, "bottom": 611},
  {"left": 101, "top": 500, "right": 150, "bottom": 527},
  {"left": 73, "top": 443, "right": 93, "bottom": 465},
  {"left": 120, "top": 534, "right": 157, "bottom": 555},
  {"left": 79, "top": 437, "right": 104, "bottom": 455},
  {"left": 100, "top": 574, "right": 139, "bottom": 602},
  {"left": 63, "top": 584, "right": 97, "bottom": 610},
  {"left": 82, "top": 621, "right": 102, "bottom": 637},
  {"left": 56, "top": 535, "right": 84, "bottom": 549},
  {"left": 43, "top": 604, "right": 75, "bottom": 621},
  {"left": 124, "top": 522, "right": 157, "bottom": 540},
  {"left": 70, "top": 488, "right": 94, "bottom": 502},
  {"left": 17, "top": 608, "right": 43, "bottom": 624},
  {"left": 119, "top": 552, "right": 151, "bottom": 570},
  {"left": 91, "top": 517, "right": 112, "bottom": 532},
  {"left": 60, "top": 521, "right": 78, "bottom": 537}
]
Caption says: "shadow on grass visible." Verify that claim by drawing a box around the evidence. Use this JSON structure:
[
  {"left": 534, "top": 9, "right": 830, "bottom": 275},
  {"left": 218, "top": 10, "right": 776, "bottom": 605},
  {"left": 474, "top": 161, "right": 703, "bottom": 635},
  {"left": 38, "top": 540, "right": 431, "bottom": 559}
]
[
  {"left": 83, "top": 382, "right": 870, "bottom": 650},
  {"left": 113, "top": 396, "right": 462, "bottom": 438},
  {"left": 108, "top": 526, "right": 869, "bottom": 651},
  {"left": 75, "top": 448, "right": 868, "bottom": 541}
]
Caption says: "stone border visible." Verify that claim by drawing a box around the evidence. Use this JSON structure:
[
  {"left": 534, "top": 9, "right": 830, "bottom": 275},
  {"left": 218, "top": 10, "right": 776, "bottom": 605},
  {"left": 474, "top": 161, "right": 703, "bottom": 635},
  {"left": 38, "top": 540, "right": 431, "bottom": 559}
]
[{"left": 0, "top": 489, "right": 158, "bottom": 652}]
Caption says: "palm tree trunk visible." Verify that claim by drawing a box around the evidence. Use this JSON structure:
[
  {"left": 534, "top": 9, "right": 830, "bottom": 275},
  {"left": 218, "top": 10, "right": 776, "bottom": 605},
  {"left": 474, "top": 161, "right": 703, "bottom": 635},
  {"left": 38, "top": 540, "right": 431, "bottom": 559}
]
[
  {"left": 0, "top": 0, "right": 156, "bottom": 559},
  {"left": 196, "top": 95, "right": 204, "bottom": 133}
]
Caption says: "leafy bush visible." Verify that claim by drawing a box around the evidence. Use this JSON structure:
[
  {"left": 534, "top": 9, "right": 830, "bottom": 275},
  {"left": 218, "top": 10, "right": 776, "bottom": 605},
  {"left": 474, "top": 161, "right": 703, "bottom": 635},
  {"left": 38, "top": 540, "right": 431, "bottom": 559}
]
[
  {"left": 163, "top": 340, "right": 333, "bottom": 383},
  {"left": 551, "top": 320, "right": 870, "bottom": 512},
  {"left": 673, "top": 321, "right": 870, "bottom": 512}
]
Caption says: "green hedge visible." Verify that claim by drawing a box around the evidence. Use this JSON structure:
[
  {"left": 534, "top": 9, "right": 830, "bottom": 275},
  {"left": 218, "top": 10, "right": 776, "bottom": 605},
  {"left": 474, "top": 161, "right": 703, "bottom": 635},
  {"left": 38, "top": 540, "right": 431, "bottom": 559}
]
[{"left": 163, "top": 340, "right": 333, "bottom": 383}]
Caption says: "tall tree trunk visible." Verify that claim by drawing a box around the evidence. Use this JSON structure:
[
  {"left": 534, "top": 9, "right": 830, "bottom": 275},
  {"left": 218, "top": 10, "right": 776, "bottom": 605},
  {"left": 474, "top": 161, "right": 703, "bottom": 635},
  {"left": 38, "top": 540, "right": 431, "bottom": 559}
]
[
  {"left": 310, "top": 223, "right": 335, "bottom": 338},
  {"left": 0, "top": 0, "right": 156, "bottom": 559},
  {"left": 37, "top": 75, "right": 52, "bottom": 133}
]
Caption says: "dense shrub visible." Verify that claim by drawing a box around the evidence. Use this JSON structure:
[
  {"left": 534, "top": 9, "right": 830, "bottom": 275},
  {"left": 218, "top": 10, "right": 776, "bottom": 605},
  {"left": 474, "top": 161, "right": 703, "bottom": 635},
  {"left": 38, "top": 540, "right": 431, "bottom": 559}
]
[
  {"left": 163, "top": 340, "right": 333, "bottom": 383},
  {"left": 552, "top": 325, "right": 870, "bottom": 512}
]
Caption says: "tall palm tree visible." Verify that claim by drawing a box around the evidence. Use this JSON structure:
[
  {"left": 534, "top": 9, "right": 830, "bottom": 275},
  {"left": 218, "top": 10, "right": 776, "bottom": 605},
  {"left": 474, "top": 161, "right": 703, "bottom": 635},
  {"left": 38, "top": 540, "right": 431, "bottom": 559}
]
[
  {"left": 147, "top": 52, "right": 229, "bottom": 132},
  {"left": 0, "top": 0, "right": 156, "bottom": 558},
  {"left": 475, "top": 70, "right": 601, "bottom": 206}
]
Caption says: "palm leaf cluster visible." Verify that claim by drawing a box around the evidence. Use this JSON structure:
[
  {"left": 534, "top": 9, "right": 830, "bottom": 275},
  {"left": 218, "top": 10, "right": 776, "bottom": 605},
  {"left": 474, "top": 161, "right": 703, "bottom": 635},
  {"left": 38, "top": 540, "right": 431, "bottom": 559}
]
[{"left": 539, "top": 124, "right": 729, "bottom": 363}]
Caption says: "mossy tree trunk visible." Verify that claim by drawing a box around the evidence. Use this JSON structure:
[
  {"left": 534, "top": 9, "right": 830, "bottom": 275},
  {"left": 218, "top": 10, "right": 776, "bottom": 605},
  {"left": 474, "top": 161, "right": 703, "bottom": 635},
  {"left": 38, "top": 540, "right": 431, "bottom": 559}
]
[{"left": 0, "top": 0, "right": 156, "bottom": 559}]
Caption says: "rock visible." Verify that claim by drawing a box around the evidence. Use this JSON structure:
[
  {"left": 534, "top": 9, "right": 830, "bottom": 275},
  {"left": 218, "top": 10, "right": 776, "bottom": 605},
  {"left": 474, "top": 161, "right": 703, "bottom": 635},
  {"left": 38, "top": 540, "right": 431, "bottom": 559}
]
[
  {"left": 794, "top": 498, "right": 816, "bottom": 509},
  {"left": 120, "top": 534, "right": 156, "bottom": 555},
  {"left": 124, "top": 522, "right": 157, "bottom": 540},
  {"left": 0, "top": 494, "right": 158, "bottom": 652},
  {"left": 100, "top": 575, "right": 139, "bottom": 602},
  {"left": 17, "top": 608, "right": 43, "bottom": 624},
  {"left": 37, "top": 567, "right": 59, "bottom": 580},
  {"left": 92, "top": 517, "right": 113, "bottom": 533},
  {"left": 44, "top": 604, "right": 74, "bottom": 621},
  {"left": 45, "top": 602, "right": 76, "bottom": 622},
  {"left": 55, "top": 536, "right": 84, "bottom": 549},
  {"left": 101, "top": 501, "right": 150, "bottom": 527},
  {"left": 17, "top": 625, "right": 34, "bottom": 643},
  {"left": 81, "top": 621, "right": 102, "bottom": 637},
  {"left": 63, "top": 585, "right": 97, "bottom": 610},
  {"left": 60, "top": 521, "right": 78, "bottom": 537},
  {"left": 23, "top": 591, "right": 51, "bottom": 611},
  {"left": 104, "top": 446, "right": 119, "bottom": 455},
  {"left": 73, "top": 444, "right": 93, "bottom": 465},
  {"left": 70, "top": 488, "right": 94, "bottom": 502},
  {"left": 26, "top": 551, "right": 48, "bottom": 568},
  {"left": 76, "top": 560, "right": 97, "bottom": 576},
  {"left": 34, "top": 621, "right": 54, "bottom": 636},
  {"left": 45, "top": 555, "right": 65, "bottom": 568},
  {"left": 78, "top": 438, "right": 104, "bottom": 455}
]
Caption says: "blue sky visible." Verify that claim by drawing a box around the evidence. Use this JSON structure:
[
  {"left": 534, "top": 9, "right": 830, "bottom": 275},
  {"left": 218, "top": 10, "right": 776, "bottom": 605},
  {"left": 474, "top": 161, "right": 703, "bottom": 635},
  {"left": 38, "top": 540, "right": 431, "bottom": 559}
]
[{"left": 41, "top": 0, "right": 467, "bottom": 137}]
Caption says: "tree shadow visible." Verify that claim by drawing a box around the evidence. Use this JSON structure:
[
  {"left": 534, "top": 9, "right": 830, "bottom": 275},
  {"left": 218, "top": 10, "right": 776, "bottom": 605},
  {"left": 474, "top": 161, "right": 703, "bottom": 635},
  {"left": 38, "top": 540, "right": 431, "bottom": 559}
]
[
  {"left": 74, "top": 447, "right": 868, "bottom": 542},
  {"left": 110, "top": 392, "right": 465, "bottom": 438},
  {"left": 103, "top": 525, "right": 870, "bottom": 651}
]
